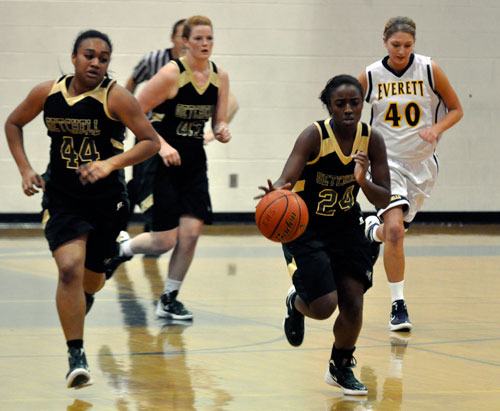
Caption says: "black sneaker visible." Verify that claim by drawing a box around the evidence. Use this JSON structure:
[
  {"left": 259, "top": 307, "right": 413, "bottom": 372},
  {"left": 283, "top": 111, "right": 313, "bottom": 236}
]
[
  {"left": 66, "top": 347, "right": 92, "bottom": 388},
  {"left": 104, "top": 231, "right": 132, "bottom": 280},
  {"left": 389, "top": 299, "right": 413, "bottom": 332},
  {"left": 283, "top": 286, "right": 304, "bottom": 347},
  {"left": 324, "top": 360, "right": 368, "bottom": 396},
  {"left": 84, "top": 292, "right": 94, "bottom": 315},
  {"left": 156, "top": 291, "right": 193, "bottom": 320}
]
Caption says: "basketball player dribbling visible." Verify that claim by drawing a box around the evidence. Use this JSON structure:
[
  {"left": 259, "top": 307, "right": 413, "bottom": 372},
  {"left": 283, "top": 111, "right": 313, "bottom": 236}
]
[{"left": 257, "top": 75, "right": 390, "bottom": 395}]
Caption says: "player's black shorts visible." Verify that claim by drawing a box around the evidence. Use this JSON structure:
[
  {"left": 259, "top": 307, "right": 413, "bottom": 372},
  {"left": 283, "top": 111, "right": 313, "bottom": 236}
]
[
  {"left": 42, "top": 189, "right": 129, "bottom": 273},
  {"left": 282, "top": 220, "right": 374, "bottom": 305},
  {"left": 142, "top": 156, "right": 212, "bottom": 231}
]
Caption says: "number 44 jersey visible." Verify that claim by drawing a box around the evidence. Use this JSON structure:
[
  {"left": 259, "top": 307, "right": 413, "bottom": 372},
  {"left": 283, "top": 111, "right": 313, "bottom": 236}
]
[
  {"left": 364, "top": 53, "right": 446, "bottom": 161},
  {"left": 43, "top": 75, "right": 126, "bottom": 200}
]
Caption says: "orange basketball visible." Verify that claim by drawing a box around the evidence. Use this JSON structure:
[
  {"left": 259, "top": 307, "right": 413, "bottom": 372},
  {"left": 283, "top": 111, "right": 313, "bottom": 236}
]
[{"left": 255, "top": 190, "right": 309, "bottom": 243}]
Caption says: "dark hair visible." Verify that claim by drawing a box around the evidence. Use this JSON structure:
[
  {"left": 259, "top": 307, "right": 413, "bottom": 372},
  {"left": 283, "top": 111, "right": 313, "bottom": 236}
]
[
  {"left": 182, "top": 15, "right": 212, "bottom": 39},
  {"left": 383, "top": 16, "right": 416, "bottom": 41},
  {"left": 72, "top": 29, "right": 113, "bottom": 55},
  {"left": 319, "top": 75, "right": 364, "bottom": 111},
  {"left": 171, "top": 19, "right": 186, "bottom": 37}
]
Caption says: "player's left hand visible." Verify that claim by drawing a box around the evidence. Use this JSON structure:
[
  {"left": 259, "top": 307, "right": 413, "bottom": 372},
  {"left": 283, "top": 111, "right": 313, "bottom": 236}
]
[
  {"left": 352, "top": 152, "right": 369, "bottom": 185},
  {"left": 214, "top": 123, "right": 231, "bottom": 143},
  {"left": 419, "top": 127, "right": 439, "bottom": 144},
  {"left": 77, "top": 161, "right": 113, "bottom": 185}
]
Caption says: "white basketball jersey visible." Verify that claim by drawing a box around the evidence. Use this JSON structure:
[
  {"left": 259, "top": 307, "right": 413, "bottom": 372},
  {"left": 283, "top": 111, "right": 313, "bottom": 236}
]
[{"left": 365, "top": 53, "right": 446, "bottom": 161}]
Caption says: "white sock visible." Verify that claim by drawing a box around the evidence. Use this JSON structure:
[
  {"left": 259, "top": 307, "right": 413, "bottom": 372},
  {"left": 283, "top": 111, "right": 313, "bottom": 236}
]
[
  {"left": 119, "top": 240, "right": 134, "bottom": 257},
  {"left": 164, "top": 279, "right": 182, "bottom": 295},
  {"left": 372, "top": 224, "right": 382, "bottom": 242},
  {"left": 389, "top": 280, "right": 405, "bottom": 302}
]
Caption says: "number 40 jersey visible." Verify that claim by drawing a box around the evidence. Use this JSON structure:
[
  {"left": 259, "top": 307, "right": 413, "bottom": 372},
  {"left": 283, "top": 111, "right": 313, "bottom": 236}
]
[{"left": 364, "top": 53, "right": 446, "bottom": 161}]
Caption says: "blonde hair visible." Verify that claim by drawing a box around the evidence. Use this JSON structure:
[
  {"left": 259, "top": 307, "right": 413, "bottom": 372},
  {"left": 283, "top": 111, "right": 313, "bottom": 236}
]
[
  {"left": 383, "top": 16, "right": 416, "bottom": 41},
  {"left": 182, "top": 15, "right": 213, "bottom": 39}
]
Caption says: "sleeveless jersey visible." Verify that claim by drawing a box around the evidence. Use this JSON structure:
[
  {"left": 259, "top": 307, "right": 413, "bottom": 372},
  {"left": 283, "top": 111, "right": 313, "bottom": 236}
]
[
  {"left": 364, "top": 53, "right": 446, "bottom": 161},
  {"left": 150, "top": 57, "right": 219, "bottom": 166},
  {"left": 43, "top": 75, "right": 126, "bottom": 200},
  {"left": 292, "top": 119, "right": 371, "bottom": 229}
]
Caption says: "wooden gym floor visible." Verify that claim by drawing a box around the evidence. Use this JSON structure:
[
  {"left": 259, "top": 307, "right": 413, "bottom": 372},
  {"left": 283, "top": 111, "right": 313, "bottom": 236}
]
[{"left": 1, "top": 224, "right": 500, "bottom": 410}]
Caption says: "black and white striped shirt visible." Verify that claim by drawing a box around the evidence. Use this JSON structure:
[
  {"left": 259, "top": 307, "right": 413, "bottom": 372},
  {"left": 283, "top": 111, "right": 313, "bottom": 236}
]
[{"left": 131, "top": 48, "right": 173, "bottom": 85}]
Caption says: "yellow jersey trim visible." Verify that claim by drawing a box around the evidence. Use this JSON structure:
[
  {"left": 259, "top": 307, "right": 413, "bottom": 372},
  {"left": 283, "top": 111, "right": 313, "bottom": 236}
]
[
  {"left": 48, "top": 75, "right": 119, "bottom": 121},
  {"left": 178, "top": 57, "right": 218, "bottom": 95},
  {"left": 292, "top": 179, "right": 305, "bottom": 193}
]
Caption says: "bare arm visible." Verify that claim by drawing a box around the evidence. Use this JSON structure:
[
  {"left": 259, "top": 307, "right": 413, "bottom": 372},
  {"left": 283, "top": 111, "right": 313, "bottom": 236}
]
[
  {"left": 358, "top": 71, "right": 368, "bottom": 95},
  {"left": 4, "top": 81, "right": 52, "bottom": 195},
  {"left": 212, "top": 68, "right": 231, "bottom": 143},
  {"left": 137, "top": 61, "right": 179, "bottom": 113},
  {"left": 357, "top": 129, "right": 390, "bottom": 208},
  {"left": 419, "top": 61, "right": 464, "bottom": 143},
  {"left": 257, "top": 124, "right": 320, "bottom": 197},
  {"left": 227, "top": 91, "right": 239, "bottom": 123},
  {"left": 125, "top": 76, "right": 137, "bottom": 94},
  {"left": 134, "top": 62, "right": 181, "bottom": 166},
  {"left": 77, "top": 84, "right": 160, "bottom": 184},
  {"left": 204, "top": 87, "right": 238, "bottom": 144}
]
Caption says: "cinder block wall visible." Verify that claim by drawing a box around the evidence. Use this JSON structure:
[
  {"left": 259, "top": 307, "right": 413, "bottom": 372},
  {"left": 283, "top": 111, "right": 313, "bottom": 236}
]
[{"left": 1, "top": 1, "right": 498, "bottom": 213}]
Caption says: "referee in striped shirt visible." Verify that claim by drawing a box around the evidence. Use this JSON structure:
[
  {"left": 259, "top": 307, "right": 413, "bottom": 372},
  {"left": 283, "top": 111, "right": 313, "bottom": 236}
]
[{"left": 125, "top": 19, "right": 186, "bottom": 94}]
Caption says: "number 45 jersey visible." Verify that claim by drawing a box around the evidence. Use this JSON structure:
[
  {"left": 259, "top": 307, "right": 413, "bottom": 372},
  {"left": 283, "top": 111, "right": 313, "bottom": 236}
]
[
  {"left": 43, "top": 75, "right": 126, "bottom": 200},
  {"left": 364, "top": 53, "right": 446, "bottom": 161}
]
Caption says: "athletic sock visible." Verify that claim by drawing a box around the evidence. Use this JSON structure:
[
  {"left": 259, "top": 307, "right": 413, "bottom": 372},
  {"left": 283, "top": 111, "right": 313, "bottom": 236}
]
[
  {"left": 389, "top": 280, "right": 405, "bottom": 302},
  {"left": 163, "top": 279, "right": 182, "bottom": 295},
  {"left": 120, "top": 240, "right": 133, "bottom": 257}
]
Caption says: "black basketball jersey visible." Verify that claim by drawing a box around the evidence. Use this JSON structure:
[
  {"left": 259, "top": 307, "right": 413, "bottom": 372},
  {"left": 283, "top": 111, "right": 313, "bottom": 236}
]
[
  {"left": 43, "top": 75, "right": 126, "bottom": 200},
  {"left": 150, "top": 57, "right": 219, "bottom": 164},
  {"left": 293, "top": 119, "right": 371, "bottom": 229}
]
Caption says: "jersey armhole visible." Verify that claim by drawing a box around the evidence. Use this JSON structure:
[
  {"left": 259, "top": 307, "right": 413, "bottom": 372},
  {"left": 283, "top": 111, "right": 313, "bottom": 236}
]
[
  {"left": 104, "top": 80, "right": 120, "bottom": 121},
  {"left": 306, "top": 122, "right": 323, "bottom": 165},
  {"left": 365, "top": 70, "right": 373, "bottom": 103}
]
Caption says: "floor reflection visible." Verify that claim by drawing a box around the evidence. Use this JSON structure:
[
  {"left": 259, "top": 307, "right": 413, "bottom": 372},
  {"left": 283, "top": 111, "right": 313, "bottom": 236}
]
[
  {"left": 326, "top": 334, "right": 408, "bottom": 410},
  {"left": 98, "top": 258, "right": 195, "bottom": 410},
  {"left": 67, "top": 399, "right": 93, "bottom": 411}
]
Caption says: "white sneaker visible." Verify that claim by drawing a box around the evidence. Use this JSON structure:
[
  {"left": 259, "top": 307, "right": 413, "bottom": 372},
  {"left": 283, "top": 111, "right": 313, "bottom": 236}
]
[{"left": 364, "top": 215, "right": 381, "bottom": 243}]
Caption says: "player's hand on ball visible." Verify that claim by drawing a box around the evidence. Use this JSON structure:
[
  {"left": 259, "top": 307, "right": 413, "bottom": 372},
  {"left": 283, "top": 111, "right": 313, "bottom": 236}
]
[{"left": 255, "top": 179, "right": 292, "bottom": 199}]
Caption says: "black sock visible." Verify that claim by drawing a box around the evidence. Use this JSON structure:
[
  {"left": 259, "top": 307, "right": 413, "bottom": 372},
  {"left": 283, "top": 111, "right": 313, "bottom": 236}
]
[
  {"left": 331, "top": 345, "right": 355, "bottom": 367},
  {"left": 67, "top": 339, "right": 84, "bottom": 350}
]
